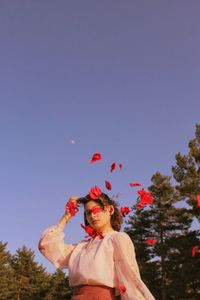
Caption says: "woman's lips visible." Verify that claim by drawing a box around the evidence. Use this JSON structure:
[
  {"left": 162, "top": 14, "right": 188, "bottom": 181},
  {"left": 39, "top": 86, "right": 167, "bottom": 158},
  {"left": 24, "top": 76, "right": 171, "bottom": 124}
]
[{"left": 92, "top": 220, "right": 99, "bottom": 224}]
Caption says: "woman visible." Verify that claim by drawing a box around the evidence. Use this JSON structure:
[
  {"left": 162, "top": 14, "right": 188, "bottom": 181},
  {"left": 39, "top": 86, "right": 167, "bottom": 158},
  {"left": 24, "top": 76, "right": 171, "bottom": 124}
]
[{"left": 39, "top": 191, "right": 155, "bottom": 300}]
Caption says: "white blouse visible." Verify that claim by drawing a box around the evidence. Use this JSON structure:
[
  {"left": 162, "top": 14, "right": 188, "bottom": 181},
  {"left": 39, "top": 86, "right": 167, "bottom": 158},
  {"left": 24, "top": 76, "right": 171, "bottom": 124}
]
[{"left": 39, "top": 224, "right": 155, "bottom": 300}]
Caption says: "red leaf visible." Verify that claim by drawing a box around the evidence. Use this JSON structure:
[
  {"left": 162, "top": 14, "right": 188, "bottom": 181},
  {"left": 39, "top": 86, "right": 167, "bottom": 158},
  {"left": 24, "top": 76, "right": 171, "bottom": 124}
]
[
  {"left": 120, "top": 206, "right": 133, "bottom": 217},
  {"left": 129, "top": 182, "right": 142, "bottom": 187},
  {"left": 89, "top": 185, "right": 102, "bottom": 199},
  {"left": 197, "top": 195, "right": 200, "bottom": 208},
  {"left": 89, "top": 152, "right": 102, "bottom": 164},
  {"left": 118, "top": 284, "right": 126, "bottom": 294},
  {"left": 192, "top": 245, "right": 198, "bottom": 257},
  {"left": 105, "top": 180, "right": 112, "bottom": 190},
  {"left": 110, "top": 162, "right": 116, "bottom": 172},
  {"left": 146, "top": 238, "right": 157, "bottom": 246},
  {"left": 119, "top": 163, "right": 123, "bottom": 171}
]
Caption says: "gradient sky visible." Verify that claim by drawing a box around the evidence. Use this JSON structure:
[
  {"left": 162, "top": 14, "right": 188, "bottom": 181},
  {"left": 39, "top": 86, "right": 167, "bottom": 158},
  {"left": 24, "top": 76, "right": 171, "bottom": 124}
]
[{"left": 0, "top": 1, "right": 200, "bottom": 273}]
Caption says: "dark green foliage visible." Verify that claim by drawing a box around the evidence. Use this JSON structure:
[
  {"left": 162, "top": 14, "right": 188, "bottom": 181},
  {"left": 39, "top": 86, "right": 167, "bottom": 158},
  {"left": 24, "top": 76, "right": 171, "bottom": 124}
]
[
  {"left": 44, "top": 269, "right": 72, "bottom": 300},
  {"left": 0, "top": 243, "right": 71, "bottom": 300},
  {"left": 125, "top": 172, "right": 199, "bottom": 300},
  {"left": 11, "top": 245, "right": 52, "bottom": 300},
  {"left": 0, "top": 242, "right": 16, "bottom": 300},
  {"left": 172, "top": 123, "right": 200, "bottom": 221}
]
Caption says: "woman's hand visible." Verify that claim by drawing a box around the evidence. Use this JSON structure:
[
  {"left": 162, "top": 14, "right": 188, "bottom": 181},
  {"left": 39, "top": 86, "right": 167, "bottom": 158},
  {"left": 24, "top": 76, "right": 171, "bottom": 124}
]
[
  {"left": 58, "top": 195, "right": 79, "bottom": 227},
  {"left": 65, "top": 195, "right": 79, "bottom": 217}
]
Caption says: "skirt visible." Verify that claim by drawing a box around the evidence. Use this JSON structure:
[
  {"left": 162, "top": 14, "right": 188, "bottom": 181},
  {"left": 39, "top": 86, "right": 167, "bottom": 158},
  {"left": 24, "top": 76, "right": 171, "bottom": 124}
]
[{"left": 71, "top": 284, "right": 116, "bottom": 300}]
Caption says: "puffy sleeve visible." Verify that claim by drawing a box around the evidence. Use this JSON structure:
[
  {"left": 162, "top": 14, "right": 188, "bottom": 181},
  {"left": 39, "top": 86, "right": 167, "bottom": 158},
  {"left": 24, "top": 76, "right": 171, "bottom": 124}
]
[
  {"left": 38, "top": 224, "right": 77, "bottom": 269},
  {"left": 112, "top": 232, "right": 155, "bottom": 300}
]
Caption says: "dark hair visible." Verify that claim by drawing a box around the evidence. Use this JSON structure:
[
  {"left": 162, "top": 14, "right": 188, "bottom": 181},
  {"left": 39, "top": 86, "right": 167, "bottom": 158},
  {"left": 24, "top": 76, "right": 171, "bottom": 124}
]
[{"left": 78, "top": 193, "right": 123, "bottom": 231}]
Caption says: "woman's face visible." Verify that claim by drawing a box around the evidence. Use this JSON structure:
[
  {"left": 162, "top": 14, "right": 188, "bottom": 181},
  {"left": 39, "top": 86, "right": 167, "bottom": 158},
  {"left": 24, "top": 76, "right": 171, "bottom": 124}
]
[{"left": 84, "top": 200, "right": 114, "bottom": 233}]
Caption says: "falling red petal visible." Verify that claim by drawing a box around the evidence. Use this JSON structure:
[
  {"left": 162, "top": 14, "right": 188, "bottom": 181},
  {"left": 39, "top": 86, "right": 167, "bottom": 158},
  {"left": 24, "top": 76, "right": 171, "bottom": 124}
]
[
  {"left": 89, "top": 185, "right": 102, "bottom": 199},
  {"left": 192, "top": 245, "right": 198, "bottom": 257},
  {"left": 197, "top": 195, "right": 200, "bottom": 208},
  {"left": 89, "top": 152, "right": 102, "bottom": 164},
  {"left": 110, "top": 162, "right": 116, "bottom": 172},
  {"left": 137, "top": 203, "right": 145, "bottom": 209},
  {"left": 119, "top": 163, "right": 123, "bottom": 171},
  {"left": 146, "top": 238, "right": 157, "bottom": 246},
  {"left": 118, "top": 284, "right": 126, "bottom": 294},
  {"left": 120, "top": 206, "right": 133, "bottom": 217},
  {"left": 129, "top": 182, "right": 142, "bottom": 187},
  {"left": 137, "top": 188, "right": 153, "bottom": 207},
  {"left": 105, "top": 180, "right": 112, "bottom": 190}
]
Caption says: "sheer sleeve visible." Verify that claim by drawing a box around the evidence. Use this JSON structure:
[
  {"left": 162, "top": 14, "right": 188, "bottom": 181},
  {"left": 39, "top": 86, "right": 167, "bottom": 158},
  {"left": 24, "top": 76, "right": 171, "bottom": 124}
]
[
  {"left": 112, "top": 232, "right": 155, "bottom": 300},
  {"left": 38, "top": 224, "right": 77, "bottom": 269}
]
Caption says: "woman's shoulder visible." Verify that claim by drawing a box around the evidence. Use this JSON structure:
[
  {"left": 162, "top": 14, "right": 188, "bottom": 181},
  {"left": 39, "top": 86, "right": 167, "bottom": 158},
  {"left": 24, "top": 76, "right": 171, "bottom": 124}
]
[{"left": 109, "top": 231, "right": 132, "bottom": 244}]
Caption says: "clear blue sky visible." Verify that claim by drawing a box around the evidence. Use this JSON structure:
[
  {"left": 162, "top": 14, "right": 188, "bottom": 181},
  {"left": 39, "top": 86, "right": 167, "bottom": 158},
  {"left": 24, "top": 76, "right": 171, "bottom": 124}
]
[{"left": 0, "top": 1, "right": 200, "bottom": 273}]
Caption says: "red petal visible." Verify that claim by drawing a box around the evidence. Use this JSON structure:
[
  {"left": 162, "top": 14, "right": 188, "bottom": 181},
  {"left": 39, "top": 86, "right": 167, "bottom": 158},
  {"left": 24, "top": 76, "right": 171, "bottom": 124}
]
[
  {"left": 197, "top": 195, "right": 200, "bottom": 208},
  {"left": 137, "top": 188, "right": 153, "bottom": 206},
  {"left": 105, "top": 180, "right": 112, "bottom": 190},
  {"left": 129, "top": 182, "right": 142, "bottom": 187},
  {"left": 80, "top": 224, "right": 104, "bottom": 239},
  {"left": 146, "top": 238, "right": 157, "bottom": 246},
  {"left": 89, "top": 185, "right": 102, "bottom": 199},
  {"left": 91, "top": 206, "right": 102, "bottom": 215},
  {"left": 119, "top": 163, "right": 123, "bottom": 171},
  {"left": 89, "top": 152, "right": 102, "bottom": 164},
  {"left": 110, "top": 162, "right": 116, "bottom": 172},
  {"left": 118, "top": 284, "right": 126, "bottom": 294},
  {"left": 65, "top": 201, "right": 79, "bottom": 216},
  {"left": 120, "top": 206, "right": 132, "bottom": 217},
  {"left": 192, "top": 245, "right": 198, "bottom": 257}
]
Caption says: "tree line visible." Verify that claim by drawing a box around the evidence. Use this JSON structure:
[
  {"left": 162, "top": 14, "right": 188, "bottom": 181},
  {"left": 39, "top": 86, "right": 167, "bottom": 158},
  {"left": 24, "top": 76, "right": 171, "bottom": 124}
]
[{"left": 1, "top": 124, "right": 200, "bottom": 299}]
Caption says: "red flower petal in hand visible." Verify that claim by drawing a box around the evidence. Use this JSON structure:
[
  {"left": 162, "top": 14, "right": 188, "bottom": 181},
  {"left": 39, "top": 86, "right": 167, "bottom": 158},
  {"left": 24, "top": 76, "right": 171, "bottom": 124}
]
[
  {"left": 89, "top": 152, "right": 102, "bottom": 164},
  {"left": 197, "top": 195, "right": 200, "bottom": 208},
  {"left": 146, "top": 238, "right": 157, "bottom": 246},
  {"left": 105, "top": 180, "right": 112, "bottom": 190},
  {"left": 192, "top": 245, "right": 198, "bottom": 257},
  {"left": 110, "top": 162, "right": 116, "bottom": 172},
  {"left": 89, "top": 186, "right": 102, "bottom": 200},
  {"left": 119, "top": 163, "right": 122, "bottom": 171},
  {"left": 129, "top": 182, "right": 142, "bottom": 187},
  {"left": 118, "top": 284, "right": 126, "bottom": 294},
  {"left": 120, "top": 206, "right": 133, "bottom": 217},
  {"left": 65, "top": 201, "right": 79, "bottom": 217}
]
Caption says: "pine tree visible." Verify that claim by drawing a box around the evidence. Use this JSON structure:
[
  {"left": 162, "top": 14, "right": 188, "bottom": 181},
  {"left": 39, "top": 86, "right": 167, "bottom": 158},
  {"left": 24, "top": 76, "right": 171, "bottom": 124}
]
[
  {"left": 11, "top": 245, "right": 51, "bottom": 300},
  {"left": 172, "top": 123, "right": 200, "bottom": 221},
  {"left": 45, "top": 269, "right": 72, "bottom": 300},
  {"left": 125, "top": 172, "right": 194, "bottom": 300},
  {"left": 0, "top": 242, "right": 16, "bottom": 300}
]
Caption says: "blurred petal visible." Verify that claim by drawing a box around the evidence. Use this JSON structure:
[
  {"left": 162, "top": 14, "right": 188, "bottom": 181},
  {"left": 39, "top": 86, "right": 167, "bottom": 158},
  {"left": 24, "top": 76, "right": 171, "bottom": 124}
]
[
  {"left": 89, "top": 152, "right": 102, "bottom": 164},
  {"left": 129, "top": 182, "right": 142, "bottom": 187},
  {"left": 105, "top": 180, "right": 112, "bottom": 190},
  {"left": 110, "top": 162, "right": 116, "bottom": 172}
]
